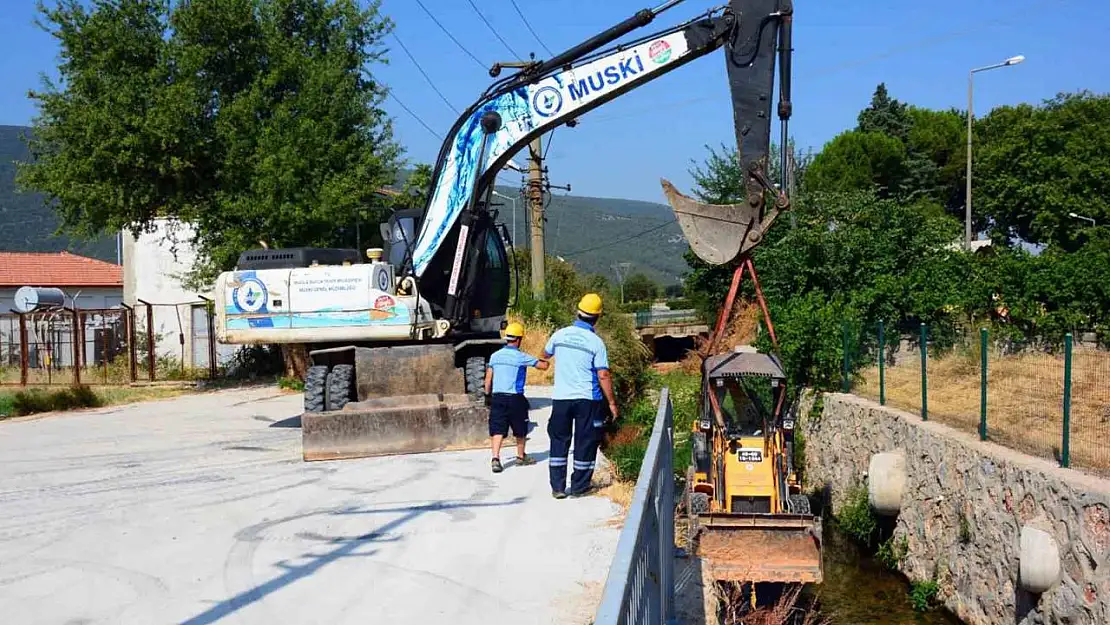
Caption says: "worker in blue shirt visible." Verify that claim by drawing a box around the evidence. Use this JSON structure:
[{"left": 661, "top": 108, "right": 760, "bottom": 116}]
[
  {"left": 542, "top": 293, "right": 620, "bottom": 499},
  {"left": 484, "top": 322, "right": 549, "bottom": 473}
]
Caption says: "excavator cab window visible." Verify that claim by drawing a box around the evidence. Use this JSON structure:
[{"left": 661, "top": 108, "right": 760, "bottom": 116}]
[
  {"left": 469, "top": 225, "right": 510, "bottom": 327},
  {"left": 715, "top": 382, "right": 763, "bottom": 438}
]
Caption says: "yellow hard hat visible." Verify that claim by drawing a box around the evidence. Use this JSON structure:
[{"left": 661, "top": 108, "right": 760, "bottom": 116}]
[
  {"left": 577, "top": 293, "right": 603, "bottom": 316},
  {"left": 504, "top": 321, "right": 525, "bottom": 338}
]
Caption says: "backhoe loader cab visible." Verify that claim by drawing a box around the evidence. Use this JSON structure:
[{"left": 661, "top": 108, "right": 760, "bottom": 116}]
[{"left": 687, "top": 345, "right": 823, "bottom": 585}]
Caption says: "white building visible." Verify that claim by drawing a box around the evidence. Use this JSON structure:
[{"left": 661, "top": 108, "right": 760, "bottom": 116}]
[{"left": 121, "top": 219, "right": 238, "bottom": 369}]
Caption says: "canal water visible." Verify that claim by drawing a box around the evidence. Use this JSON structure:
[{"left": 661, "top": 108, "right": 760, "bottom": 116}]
[{"left": 805, "top": 523, "right": 964, "bottom": 625}]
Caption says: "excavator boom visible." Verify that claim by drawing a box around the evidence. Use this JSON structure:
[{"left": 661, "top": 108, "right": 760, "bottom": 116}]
[{"left": 408, "top": 0, "right": 793, "bottom": 326}]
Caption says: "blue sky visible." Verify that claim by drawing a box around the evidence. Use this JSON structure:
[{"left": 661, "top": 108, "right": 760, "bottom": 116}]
[{"left": 2, "top": 0, "right": 1107, "bottom": 202}]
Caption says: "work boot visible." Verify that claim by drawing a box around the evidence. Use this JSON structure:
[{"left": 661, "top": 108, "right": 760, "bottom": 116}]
[
  {"left": 491, "top": 458, "right": 503, "bottom": 473},
  {"left": 552, "top": 490, "right": 567, "bottom": 499}
]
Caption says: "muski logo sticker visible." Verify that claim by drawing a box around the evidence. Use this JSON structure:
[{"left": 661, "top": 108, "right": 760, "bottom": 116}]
[
  {"left": 532, "top": 85, "right": 563, "bottom": 118},
  {"left": 235, "top": 278, "right": 267, "bottom": 313},
  {"left": 649, "top": 39, "right": 672, "bottom": 64}
]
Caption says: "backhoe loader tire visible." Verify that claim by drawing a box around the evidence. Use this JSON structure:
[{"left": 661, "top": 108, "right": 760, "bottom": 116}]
[
  {"left": 326, "top": 364, "right": 355, "bottom": 411},
  {"left": 464, "top": 356, "right": 487, "bottom": 398},
  {"left": 690, "top": 492, "right": 710, "bottom": 515},
  {"left": 304, "top": 365, "right": 328, "bottom": 413},
  {"left": 789, "top": 493, "right": 811, "bottom": 515}
]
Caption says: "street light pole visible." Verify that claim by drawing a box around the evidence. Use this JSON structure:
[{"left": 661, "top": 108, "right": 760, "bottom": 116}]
[
  {"left": 1068, "top": 212, "right": 1098, "bottom": 227},
  {"left": 966, "top": 54, "right": 1025, "bottom": 250}
]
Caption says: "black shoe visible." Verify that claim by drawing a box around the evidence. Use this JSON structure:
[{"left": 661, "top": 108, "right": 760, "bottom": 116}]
[
  {"left": 552, "top": 490, "right": 567, "bottom": 499},
  {"left": 491, "top": 458, "right": 503, "bottom": 473},
  {"left": 568, "top": 486, "right": 595, "bottom": 498}
]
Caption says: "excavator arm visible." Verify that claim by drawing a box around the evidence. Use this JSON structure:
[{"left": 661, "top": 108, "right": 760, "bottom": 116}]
[{"left": 407, "top": 0, "right": 793, "bottom": 326}]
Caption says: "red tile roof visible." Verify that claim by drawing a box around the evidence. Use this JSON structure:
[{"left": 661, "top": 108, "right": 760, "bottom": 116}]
[{"left": 0, "top": 251, "right": 122, "bottom": 288}]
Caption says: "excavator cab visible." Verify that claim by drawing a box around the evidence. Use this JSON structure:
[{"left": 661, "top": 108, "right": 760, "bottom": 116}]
[{"left": 687, "top": 345, "right": 823, "bottom": 585}]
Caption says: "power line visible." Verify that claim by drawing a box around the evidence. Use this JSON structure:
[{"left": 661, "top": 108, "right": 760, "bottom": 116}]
[
  {"left": 562, "top": 219, "right": 678, "bottom": 257},
  {"left": 508, "top": 0, "right": 553, "bottom": 57},
  {"left": 465, "top": 0, "right": 520, "bottom": 59},
  {"left": 388, "top": 91, "right": 442, "bottom": 140},
  {"left": 392, "top": 34, "right": 459, "bottom": 114},
  {"left": 413, "top": 0, "right": 487, "bottom": 71}
]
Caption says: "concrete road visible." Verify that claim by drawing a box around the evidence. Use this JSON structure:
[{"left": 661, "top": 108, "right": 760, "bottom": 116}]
[{"left": 0, "top": 386, "right": 621, "bottom": 625}]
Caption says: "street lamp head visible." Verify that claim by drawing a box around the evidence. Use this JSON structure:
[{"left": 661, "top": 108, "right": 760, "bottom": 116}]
[
  {"left": 1068, "top": 212, "right": 1079, "bottom": 218},
  {"left": 1005, "top": 55, "right": 1025, "bottom": 66}
]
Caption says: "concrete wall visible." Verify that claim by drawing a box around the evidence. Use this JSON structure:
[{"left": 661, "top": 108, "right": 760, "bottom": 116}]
[
  {"left": 122, "top": 219, "right": 237, "bottom": 367},
  {"left": 801, "top": 392, "right": 1110, "bottom": 625}
]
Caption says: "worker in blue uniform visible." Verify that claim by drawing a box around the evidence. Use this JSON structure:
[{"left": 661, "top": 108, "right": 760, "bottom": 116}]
[
  {"left": 484, "top": 321, "right": 549, "bottom": 473},
  {"left": 542, "top": 293, "right": 620, "bottom": 499}
]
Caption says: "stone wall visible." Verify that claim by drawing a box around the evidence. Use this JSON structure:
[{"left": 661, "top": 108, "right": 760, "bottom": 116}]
[{"left": 800, "top": 392, "right": 1110, "bottom": 625}]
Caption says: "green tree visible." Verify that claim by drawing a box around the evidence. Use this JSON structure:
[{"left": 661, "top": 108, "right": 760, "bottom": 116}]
[
  {"left": 975, "top": 91, "right": 1110, "bottom": 250},
  {"left": 19, "top": 0, "right": 400, "bottom": 287},
  {"left": 803, "top": 131, "right": 908, "bottom": 197},
  {"left": 857, "top": 83, "right": 911, "bottom": 141},
  {"left": 622, "top": 272, "right": 659, "bottom": 304}
]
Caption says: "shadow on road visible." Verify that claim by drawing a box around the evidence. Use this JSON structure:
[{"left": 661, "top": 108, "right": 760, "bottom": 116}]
[
  {"left": 269, "top": 415, "right": 302, "bottom": 429},
  {"left": 178, "top": 497, "right": 525, "bottom": 625}
]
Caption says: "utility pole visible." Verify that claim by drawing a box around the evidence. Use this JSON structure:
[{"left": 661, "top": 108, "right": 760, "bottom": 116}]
[
  {"left": 612, "top": 262, "right": 631, "bottom": 304},
  {"left": 528, "top": 136, "right": 546, "bottom": 300}
]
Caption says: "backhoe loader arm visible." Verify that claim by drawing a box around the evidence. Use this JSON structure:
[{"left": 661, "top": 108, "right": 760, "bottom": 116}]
[{"left": 409, "top": 0, "right": 792, "bottom": 324}]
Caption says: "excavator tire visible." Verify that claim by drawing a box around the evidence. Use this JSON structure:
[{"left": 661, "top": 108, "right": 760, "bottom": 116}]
[
  {"left": 464, "top": 356, "right": 487, "bottom": 398},
  {"left": 789, "top": 493, "right": 811, "bottom": 515},
  {"left": 691, "top": 492, "right": 711, "bottom": 515},
  {"left": 326, "top": 364, "right": 355, "bottom": 411},
  {"left": 304, "top": 365, "right": 328, "bottom": 413}
]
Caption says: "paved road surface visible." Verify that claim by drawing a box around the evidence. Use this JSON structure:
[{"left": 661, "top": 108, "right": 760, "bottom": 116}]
[{"left": 0, "top": 386, "right": 621, "bottom": 625}]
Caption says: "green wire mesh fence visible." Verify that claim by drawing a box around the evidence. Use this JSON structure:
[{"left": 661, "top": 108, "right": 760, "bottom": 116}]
[{"left": 843, "top": 323, "right": 1110, "bottom": 475}]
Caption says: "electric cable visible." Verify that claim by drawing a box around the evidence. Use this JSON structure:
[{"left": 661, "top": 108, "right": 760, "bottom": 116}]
[
  {"left": 413, "top": 0, "right": 488, "bottom": 71},
  {"left": 561, "top": 218, "right": 678, "bottom": 257},
  {"left": 465, "top": 0, "right": 520, "bottom": 59},
  {"left": 391, "top": 33, "right": 459, "bottom": 114},
  {"left": 508, "top": 0, "right": 553, "bottom": 56},
  {"left": 387, "top": 91, "right": 442, "bottom": 140}
]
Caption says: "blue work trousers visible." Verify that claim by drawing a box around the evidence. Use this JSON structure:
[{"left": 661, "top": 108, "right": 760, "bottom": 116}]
[{"left": 548, "top": 399, "right": 604, "bottom": 495}]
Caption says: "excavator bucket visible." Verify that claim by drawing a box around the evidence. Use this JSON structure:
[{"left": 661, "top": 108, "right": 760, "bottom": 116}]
[
  {"left": 664, "top": 0, "right": 792, "bottom": 266},
  {"left": 662, "top": 179, "right": 782, "bottom": 266},
  {"left": 695, "top": 513, "right": 823, "bottom": 584}
]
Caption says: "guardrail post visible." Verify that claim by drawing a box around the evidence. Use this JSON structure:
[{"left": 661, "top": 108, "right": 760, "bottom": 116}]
[
  {"left": 878, "top": 320, "right": 886, "bottom": 405},
  {"left": 979, "top": 328, "right": 988, "bottom": 441},
  {"left": 841, "top": 322, "right": 850, "bottom": 393},
  {"left": 1062, "top": 333, "right": 1073, "bottom": 468},
  {"left": 920, "top": 322, "right": 928, "bottom": 421}
]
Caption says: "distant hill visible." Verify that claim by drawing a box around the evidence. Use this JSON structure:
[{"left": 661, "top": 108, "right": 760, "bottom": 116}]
[
  {"left": 0, "top": 126, "right": 120, "bottom": 262},
  {"left": 0, "top": 125, "right": 690, "bottom": 285}
]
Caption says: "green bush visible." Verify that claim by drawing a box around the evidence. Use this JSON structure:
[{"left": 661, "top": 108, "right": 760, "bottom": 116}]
[
  {"left": 278, "top": 376, "right": 305, "bottom": 391},
  {"left": 0, "top": 393, "right": 14, "bottom": 418},
  {"left": 12, "top": 385, "right": 103, "bottom": 416},
  {"left": 909, "top": 580, "right": 939, "bottom": 612},
  {"left": 835, "top": 485, "right": 878, "bottom": 547},
  {"left": 608, "top": 436, "right": 649, "bottom": 481},
  {"left": 876, "top": 535, "right": 909, "bottom": 569}
]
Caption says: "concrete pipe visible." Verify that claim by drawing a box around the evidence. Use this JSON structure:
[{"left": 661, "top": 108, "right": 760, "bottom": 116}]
[
  {"left": 1019, "top": 526, "right": 1061, "bottom": 594},
  {"left": 867, "top": 452, "right": 906, "bottom": 516}
]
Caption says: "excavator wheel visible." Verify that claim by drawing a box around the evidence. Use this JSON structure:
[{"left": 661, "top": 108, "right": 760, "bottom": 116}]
[
  {"left": 464, "top": 356, "right": 487, "bottom": 398},
  {"left": 326, "top": 364, "right": 356, "bottom": 411},
  {"left": 304, "top": 365, "right": 328, "bottom": 413},
  {"left": 789, "top": 493, "right": 811, "bottom": 515}
]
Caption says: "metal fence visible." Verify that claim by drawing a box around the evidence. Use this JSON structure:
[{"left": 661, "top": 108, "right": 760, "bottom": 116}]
[
  {"left": 595, "top": 387, "right": 678, "bottom": 625},
  {"left": 0, "top": 301, "right": 222, "bottom": 386},
  {"left": 845, "top": 321, "right": 1110, "bottom": 475},
  {"left": 632, "top": 309, "right": 702, "bottom": 328}
]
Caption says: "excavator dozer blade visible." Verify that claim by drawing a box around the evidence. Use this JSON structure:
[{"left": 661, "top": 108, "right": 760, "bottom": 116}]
[
  {"left": 662, "top": 179, "right": 768, "bottom": 266},
  {"left": 302, "top": 393, "right": 490, "bottom": 461},
  {"left": 695, "top": 513, "right": 823, "bottom": 584}
]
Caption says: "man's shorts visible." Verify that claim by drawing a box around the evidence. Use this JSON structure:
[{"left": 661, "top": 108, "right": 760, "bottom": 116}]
[{"left": 489, "top": 393, "right": 530, "bottom": 437}]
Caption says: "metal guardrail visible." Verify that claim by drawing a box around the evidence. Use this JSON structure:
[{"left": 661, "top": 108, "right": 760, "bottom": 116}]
[
  {"left": 633, "top": 309, "right": 701, "bottom": 327},
  {"left": 595, "top": 387, "right": 677, "bottom": 625}
]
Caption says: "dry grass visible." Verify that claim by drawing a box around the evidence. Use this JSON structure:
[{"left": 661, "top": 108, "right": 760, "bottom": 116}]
[
  {"left": 714, "top": 582, "right": 829, "bottom": 625},
  {"left": 507, "top": 313, "right": 556, "bottom": 385},
  {"left": 857, "top": 345, "right": 1110, "bottom": 471}
]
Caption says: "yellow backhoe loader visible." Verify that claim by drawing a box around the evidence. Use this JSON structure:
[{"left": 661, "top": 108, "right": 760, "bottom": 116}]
[{"left": 686, "top": 345, "right": 823, "bottom": 587}]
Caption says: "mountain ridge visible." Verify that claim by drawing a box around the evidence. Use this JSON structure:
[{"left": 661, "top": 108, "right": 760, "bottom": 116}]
[{"left": 0, "top": 125, "right": 689, "bottom": 286}]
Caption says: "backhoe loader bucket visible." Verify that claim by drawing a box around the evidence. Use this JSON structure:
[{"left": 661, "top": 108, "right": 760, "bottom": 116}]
[{"left": 695, "top": 513, "right": 823, "bottom": 583}]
